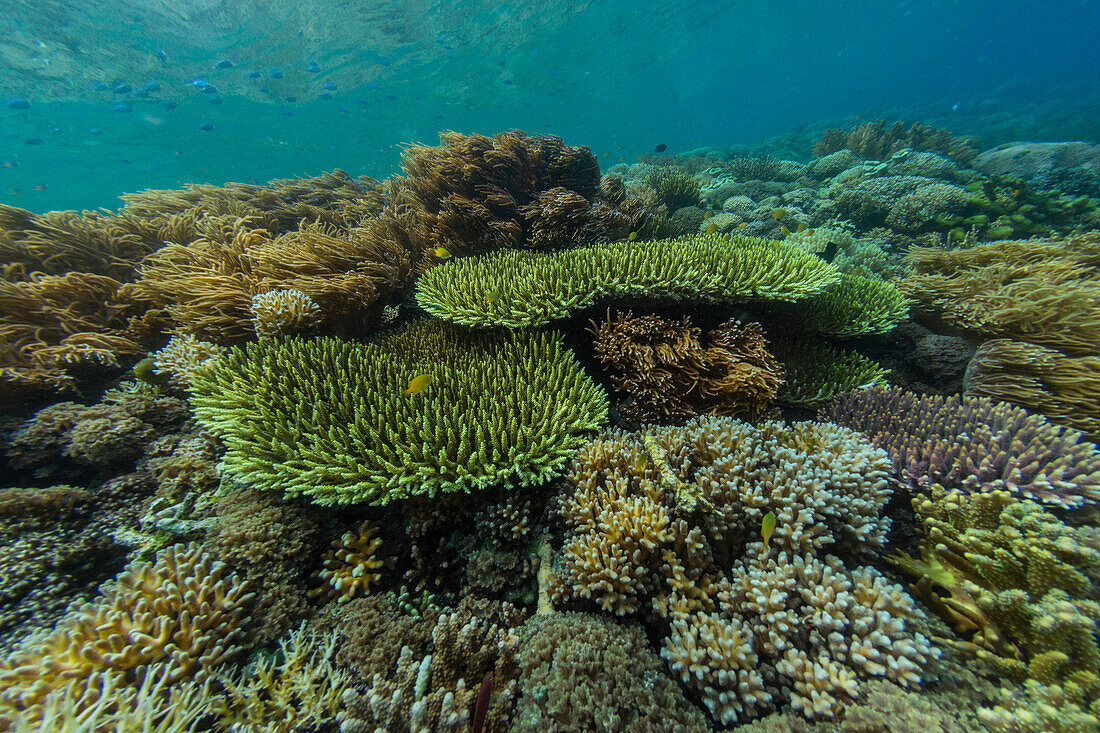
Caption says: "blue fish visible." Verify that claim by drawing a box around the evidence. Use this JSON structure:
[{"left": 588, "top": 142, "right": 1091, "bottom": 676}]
[
  {"left": 247, "top": 69, "right": 261, "bottom": 79},
  {"left": 24, "top": 138, "right": 44, "bottom": 145},
  {"left": 111, "top": 103, "right": 132, "bottom": 112},
  {"left": 216, "top": 59, "right": 233, "bottom": 69},
  {"left": 338, "top": 107, "right": 349, "bottom": 113},
  {"left": 143, "top": 81, "right": 161, "bottom": 92},
  {"left": 305, "top": 61, "right": 320, "bottom": 73},
  {"left": 87, "top": 127, "right": 103, "bottom": 135},
  {"left": 113, "top": 83, "right": 133, "bottom": 94},
  {"left": 198, "top": 122, "right": 214, "bottom": 131},
  {"left": 188, "top": 78, "right": 208, "bottom": 87},
  {"left": 207, "top": 96, "right": 222, "bottom": 104},
  {"left": 286, "top": 95, "right": 297, "bottom": 102},
  {"left": 357, "top": 97, "right": 369, "bottom": 105},
  {"left": 281, "top": 109, "right": 294, "bottom": 116},
  {"left": 156, "top": 48, "right": 168, "bottom": 66},
  {"left": 92, "top": 81, "right": 109, "bottom": 91},
  {"left": 377, "top": 57, "right": 391, "bottom": 66},
  {"left": 202, "top": 85, "right": 218, "bottom": 94},
  {"left": 501, "top": 79, "right": 513, "bottom": 85},
  {"left": 270, "top": 69, "right": 284, "bottom": 79},
  {"left": 323, "top": 81, "right": 337, "bottom": 90},
  {"left": 165, "top": 100, "right": 178, "bottom": 110},
  {"left": 384, "top": 93, "right": 396, "bottom": 100},
  {"left": 7, "top": 98, "right": 30, "bottom": 110}
]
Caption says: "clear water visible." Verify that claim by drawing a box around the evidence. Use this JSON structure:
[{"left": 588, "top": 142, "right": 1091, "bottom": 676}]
[{"left": 2, "top": 0, "right": 1098, "bottom": 212}]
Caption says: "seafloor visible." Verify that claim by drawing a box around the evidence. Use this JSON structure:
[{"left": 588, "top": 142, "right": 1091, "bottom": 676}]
[{"left": 0, "top": 124, "right": 1098, "bottom": 732}]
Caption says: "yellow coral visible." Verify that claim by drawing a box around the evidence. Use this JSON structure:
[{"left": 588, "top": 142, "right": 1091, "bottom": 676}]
[{"left": 309, "top": 522, "right": 386, "bottom": 603}]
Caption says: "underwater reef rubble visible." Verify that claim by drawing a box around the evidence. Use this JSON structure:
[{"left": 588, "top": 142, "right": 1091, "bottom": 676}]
[{"left": 1, "top": 126, "right": 1100, "bottom": 731}]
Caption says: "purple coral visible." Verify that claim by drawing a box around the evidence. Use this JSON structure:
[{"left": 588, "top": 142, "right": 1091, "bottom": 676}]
[{"left": 821, "top": 386, "right": 1100, "bottom": 507}]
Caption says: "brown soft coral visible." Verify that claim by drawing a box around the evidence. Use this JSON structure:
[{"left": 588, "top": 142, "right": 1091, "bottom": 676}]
[
  {"left": 590, "top": 311, "right": 783, "bottom": 425},
  {"left": 813, "top": 120, "right": 979, "bottom": 164},
  {"left": 385, "top": 130, "right": 653, "bottom": 258}
]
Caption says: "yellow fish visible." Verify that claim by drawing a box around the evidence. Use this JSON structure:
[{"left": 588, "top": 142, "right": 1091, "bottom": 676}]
[
  {"left": 806, "top": 228, "right": 815, "bottom": 235},
  {"left": 707, "top": 223, "right": 718, "bottom": 234},
  {"left": 404, "top": 373, "right": 434, "bottom": 396},
  {"left": 761, "top": 512, "right": 777, "bottom": 552},
  {"left": 780, "top": 225, "right": 790, "bottom": 236},
  {"left": 772, "top": 209, "right": 787, "bottom": 220},
  {"left": 628, "top": 231, "right": 637, "bottom": 241},
  {"left": 432, "top": 246, "right": 452, "bottom": 260},
  {"left": 737, "top": 222, "right": 748, "bottom": 229},
  {"left": 486, "top": 290, "right": 501, "bottom": 304},
  {"left": 797, "top": 222, "right": 807, "bottom": 233},
  {"left": 703, "top": 211, "right": 711, "bottom": 219}
]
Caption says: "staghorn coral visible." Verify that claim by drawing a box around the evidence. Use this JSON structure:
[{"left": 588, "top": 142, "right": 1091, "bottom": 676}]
[
  {"left": 893, "top": 487, "right": 1100, "bottom": 688},
  {"left": 191, "top": 320, "right": 608, "bottom": 506},
  {"left": 214, "top": 624, "right": 351, "bottom": 731},
  {"left": 652, "top": 171, "right": 703, "bottom": 210},
  {"left": 899, "top": 234, "right": 1100, "bottom": 357},
  {"left": 249, "top": 288, "right": 322, "bottom": 338},
  {"left": 823, "top": 386, "right": 1100, "bottom": 507},
  {"left": 385, "top": 130, "right": 651, "bottom": 258},
  {"left": 965, "top": 338, "right": 1100, "bottom": 441},
  {"left": 309, "top": 521, "right": 387, "bottom": 603},
  {"left": 416, "top": 233, "right": 841, "bottom": 329},
  {"left": 127, "top": 217, "right": 412, "bottom": 344},
  {"left": 337, "top": 596, "right": 525, "bottom": 733},
  {"left": 0, "top": 543, "right": 254, "bottom": 724},
  {"left": 590, "top": 311, "right": 784, "bottom": 425},
  {"left": 773, "top": 340, "right": 889, "bottom": 409},
  {"left": 778, "top": 272, "right": 909, "bottom": 337},
  {"left": 510, "top": 611, "right": 708, "bottom": 732},
  {"left": 547, "top": 417, "right": 935, "bottom": 724},
  {"left": 813, "top": 120, "right": 979, "bottom": 164},
  {"left": 979, "top": 677, "right": 1100, "bottom": 733}
]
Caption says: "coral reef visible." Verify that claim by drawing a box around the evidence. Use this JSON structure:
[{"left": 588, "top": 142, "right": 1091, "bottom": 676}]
[
  {"left": 964, "top": 338, "right": 1100, "bottom": 441},
  {"left": 893, "top": 487, "right": 1100, "bottom": 687},
  {"left": 248, "top": 288, "right": 323, "bottom": 338},
  {"left": 510, "top": 611, "right": 708, "bottom": 732},
  {"left": 191, "top": 320, "right": 608, "bottom": 505},
  {"left": 0, "top": 543, "right": 254, "bottom": 724},
  {"left": 813, "top": 120, "right": 979, "bottom": 164},
  {"left": 823, "top": 386, "right": 1100, "bottom": 507},
  {"left": 415, "top": 233, "right": 841, "bottom": 329},
  {"left": 777, "top": 272, "right": 909, "bottom": 337},
  {"left": 549, "top": 417, "right": 936, "bottom": 724},
  {"left": 590, "top": 311, "right": 784, "bottom": 425},
  {"left": 310, "top": 521, "right": 388, "bottom": 603},
  {"left": 980, "top": 677, "right": 1100, "bottom": 733},
  {"left": 149, "top": 333, "right": 228, "bottom": 391}
]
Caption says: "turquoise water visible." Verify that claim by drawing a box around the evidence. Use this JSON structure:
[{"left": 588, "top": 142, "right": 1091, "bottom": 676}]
[{"left": 2, "top": 0, "right": 1098, "bottom": 212}]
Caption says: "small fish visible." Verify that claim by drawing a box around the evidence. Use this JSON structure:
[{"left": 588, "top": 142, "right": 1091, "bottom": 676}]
[
  {"left": 305, "top": 61, "right": 321, "bottom": 73},
  {"left": 143, "top": 81, "right": 161, "bottom": 93},
  {"left": 113, "top": 83, "right": 133, "bottom": 94},
  {"left": 471, "top": 671, "right": 494, "bottom": 733},
  {"left": 1011, "top": 188, "right": 1021, "bottom": 198},
  {"left": 286, "top": 95, "right": 298, "bottom": 103},
  {"left": 761, "top": 512, "right": 777, "bottom": 552},
  {"left": 7, "top": 98, "right": 30, "bottom": 110},
  {"left": 707, "top": 223, "right": 718, "bottom": 234},
  {"left": 156, "top": 48, "right": 168, "bottom": 66},
  {"left": 206, "top": 96, "right": 222, "bottom": 104},
  {"left": 33, "top": 183, "right": 47, "bottom": 190},
  {"left": 248, "top": 69, "right": 261, "bottom": 79},
  {"left": 806, "top": 227, "right": 815, "bottom": 235},
  {"left": 216, "top": 59, "right": 233, "bottom": 69},
  {"left": 404, "top": 373, "right": 434, "bottom": 396},
  {"left": 737, "top": 222, "right": 748, "bottom": 229},
  {"left": 377, "top": 57, "right": 392, "bottom": 66},
  {"left": 188, "top": 78, "right": 208, "bottom": 87},
  {"left": 602, "top": 153, "right": 609, "bottom": 157},
  {"left": 24, "top": 138, "right": 43, "bottom": 145},
  {"left": 486, "top": 290, "right": 501, "bottom": 303},
  {"left": 796, "top": 222, "right": 807, "bottom": 233},
  {"left": 703, "top": 211, "right": 711, "bottom": 219},
  {"left": 1, "top": 161, "right": 18, "bottom": 168},
  {"left": 323, "top": 81, "right": 337, "bottom": 90},
  {"left": 627, "top": 231, "right": 637, "bottom": 241},
  {"left": 270, "top": 69, "right": 284, "bottom": 79},
  {"left": 819, "top": 240, "right": 838, "bottom": 263},
  {"left": 780, "top": 225, "right": 790, "bottom": 236},
  {"left": 165, "top": 100, "right": 178, "bottom": 111},
  {"left": 502, "top": 78, "right": 514, "bottom": 85},
  {"left": 772, "top": 209, "right": 787, "bottom": 220},
  {"left": 92, "top": 81, "right": 109, "bottom": 91},
  {"left": 202, "top": 85, "right": 218, "bottom": 94},
  {"left": 654, "top": 143, "right": 667, "bottom": 153},
  {"left": 432, "top": 246, "right": 452, "bottom": 260},
  {"left": 198, "top": 123, "right": 214, "bottom": 131},
  {"left": 318, "top": 92, "right": 333, "bottom": 100}
]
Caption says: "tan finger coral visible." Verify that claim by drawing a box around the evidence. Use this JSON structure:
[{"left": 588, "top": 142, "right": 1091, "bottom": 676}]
[
  {"left": 309, "top": 522, "right": 387, "bottom": 603},
  {"left": 249, "top": 289, "right": 322, "bottom": 338}
]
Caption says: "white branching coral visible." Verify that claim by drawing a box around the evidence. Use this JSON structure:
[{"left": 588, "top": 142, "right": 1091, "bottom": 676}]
[
  {"left": 249, "top": 289, "right": 322, "bottom": 338},
  {"left": 151, "top": 334, "right": 227, "bottom": 389}
]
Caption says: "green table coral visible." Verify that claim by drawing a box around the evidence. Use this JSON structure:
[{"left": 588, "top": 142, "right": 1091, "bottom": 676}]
[
  {"left": 415, "top": 234, "right": 841, "bottom": 329},
  {"left": 190, "top": 321, "right": 608, "bottom": 505}
]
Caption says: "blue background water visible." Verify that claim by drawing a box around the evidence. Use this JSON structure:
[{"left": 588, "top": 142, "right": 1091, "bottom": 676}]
[{"left": 1, "top": 0, "right": 1098, "bottom": 213}]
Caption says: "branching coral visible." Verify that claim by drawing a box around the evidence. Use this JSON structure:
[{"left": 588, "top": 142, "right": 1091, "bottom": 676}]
[
  {"left": 150, "top": 333, "right": 228, "bottom": 391},
  {"left": 979, "top": 677, "right": 1100, "bottom": 733},
  {"left": 249, "top": 288, "right": 322, "bottom": 338},
  {"left": 813, "top": 120, "right": 979, "bottom": 164},
  {"left": 822, "top": 386, "right": 1100, "bottom": 507},
  {"left": 191, "top": 320, "right": 608, "bottom": 505},
  {"left": 892, "top": 487, "right": 1100, "bottom": 687},
  {"left": 780, "top": 272, "right": 910, "bottom": 337},
  {"left": 589, "top": 311, "right": 783, "bottom": 425},
  {"left": 773, "top": 340, "right": 889, "bottom": 409},
  {"left": 965, "top": 338, "right": 1100, "bottom": 441},
  {"left": 384, "top": 130, "right": 651, "bottom": 257},
  {"left": 549, "top": 417, "right": 934, "bottom": 724},
  {"left": 416, "top": 233, "right": 841, "bottom": 329},
  {"left": 899, "top": 234, "right": 1100, "bottom": 357},
  {"left": 0, "top": 543, "right": 254, "bottom": 724},
  {"left": 310, "top": 521, "right": 387, "bottom": 603}
]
